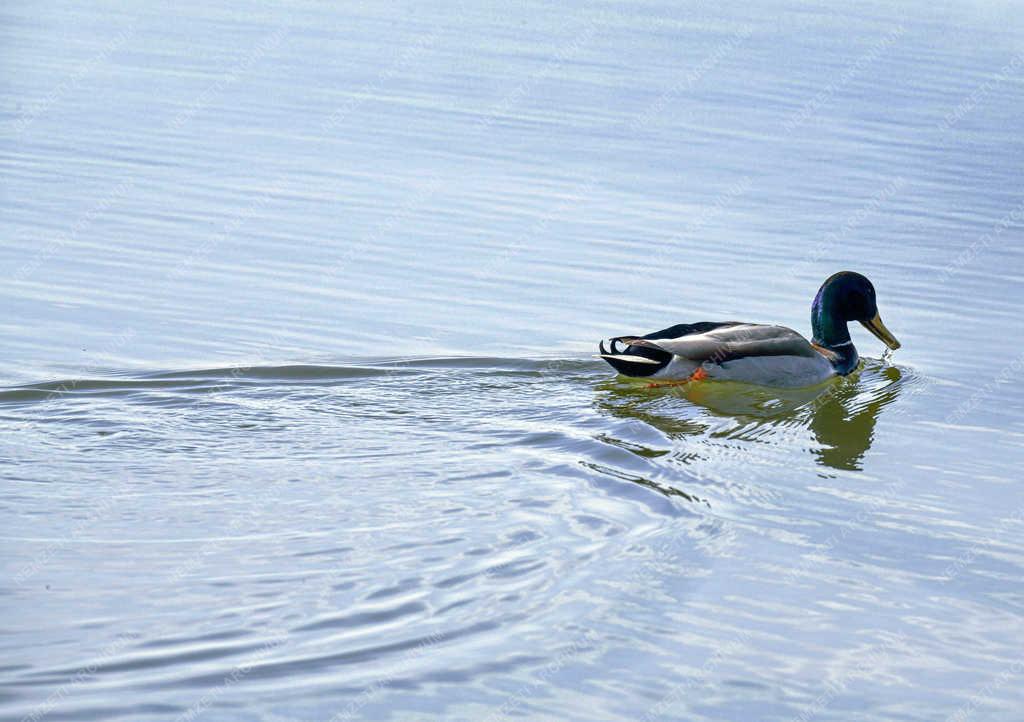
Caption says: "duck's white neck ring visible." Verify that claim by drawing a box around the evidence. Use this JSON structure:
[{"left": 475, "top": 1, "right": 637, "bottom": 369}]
[{"left": 827, "top": 340, "right": 854, "bottom": 348}]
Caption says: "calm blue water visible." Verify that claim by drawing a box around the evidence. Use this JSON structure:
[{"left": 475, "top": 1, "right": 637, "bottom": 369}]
[{"left": 2, "top": 1, "right": 1023, "bottom": 720}]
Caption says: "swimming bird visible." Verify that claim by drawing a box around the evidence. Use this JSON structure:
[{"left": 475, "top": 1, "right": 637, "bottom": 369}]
[{"left": 597, "top": 271, "right": 901, "bottom": 388}]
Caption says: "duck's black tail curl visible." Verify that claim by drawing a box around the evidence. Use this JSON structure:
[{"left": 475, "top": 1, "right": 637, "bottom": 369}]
[{"left": 597, "top": 337, "right": 672, "bottom": 378}]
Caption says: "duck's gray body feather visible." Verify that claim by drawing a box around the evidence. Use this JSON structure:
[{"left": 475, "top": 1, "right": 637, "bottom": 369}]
[{"left": 599, "top": 322, "right": 839, "bottom": 387}]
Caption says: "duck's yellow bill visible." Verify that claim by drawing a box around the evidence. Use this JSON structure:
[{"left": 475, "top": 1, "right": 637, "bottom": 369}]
[{"left": 860, "top": 313, "right": 901, "bottom": 350}]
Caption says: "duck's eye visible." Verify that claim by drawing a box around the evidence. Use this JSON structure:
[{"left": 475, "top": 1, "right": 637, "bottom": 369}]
[{"left": 847, "top": 290, "right": 867, "bottom": 314}]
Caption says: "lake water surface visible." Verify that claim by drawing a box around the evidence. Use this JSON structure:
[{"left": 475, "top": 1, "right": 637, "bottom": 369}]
[{"left": 2, "top": 1, "right": 1024, "bottom": 720}]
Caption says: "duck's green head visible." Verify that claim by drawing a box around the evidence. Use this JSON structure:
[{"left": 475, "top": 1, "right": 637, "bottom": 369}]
[{"left": 812, "top": 271, "right": 901, "bottom": 351}]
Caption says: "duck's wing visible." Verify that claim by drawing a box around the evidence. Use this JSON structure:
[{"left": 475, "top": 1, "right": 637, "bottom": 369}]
[{"left": 616, "top": 323, "right": 819, "bottom": 364}]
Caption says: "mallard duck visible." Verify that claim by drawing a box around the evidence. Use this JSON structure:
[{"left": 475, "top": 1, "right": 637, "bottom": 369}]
[{"left": 598, "top": 271, "right": 901, "bottom": 388}]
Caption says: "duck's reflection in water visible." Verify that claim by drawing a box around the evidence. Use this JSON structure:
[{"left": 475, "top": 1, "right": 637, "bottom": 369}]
[{"left": 596, "top": 361, "right": 905, "bottom": 472}]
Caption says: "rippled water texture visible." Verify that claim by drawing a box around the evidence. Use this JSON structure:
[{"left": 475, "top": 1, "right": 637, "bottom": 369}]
[{"left": 2, "top": 1, "right": 1023, "bottom": 721}]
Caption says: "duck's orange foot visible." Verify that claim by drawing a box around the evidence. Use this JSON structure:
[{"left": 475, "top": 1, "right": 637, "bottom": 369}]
[{"left": 646, "top": 367, "right": 710, "bottom": 388}]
